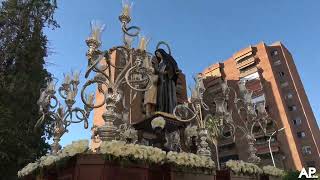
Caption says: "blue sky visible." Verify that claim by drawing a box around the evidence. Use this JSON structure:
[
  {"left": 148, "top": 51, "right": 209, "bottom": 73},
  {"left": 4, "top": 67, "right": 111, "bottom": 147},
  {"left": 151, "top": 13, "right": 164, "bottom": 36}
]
[{"left": 45, "top": 0, "right": 320, "bottom": 146}]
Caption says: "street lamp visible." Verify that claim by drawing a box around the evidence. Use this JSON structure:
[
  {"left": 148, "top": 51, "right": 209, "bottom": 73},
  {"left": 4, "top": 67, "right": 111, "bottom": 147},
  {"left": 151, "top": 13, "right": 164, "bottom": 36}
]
[{"left": 268, "top": 127, "right": 285, "bottom": 167}]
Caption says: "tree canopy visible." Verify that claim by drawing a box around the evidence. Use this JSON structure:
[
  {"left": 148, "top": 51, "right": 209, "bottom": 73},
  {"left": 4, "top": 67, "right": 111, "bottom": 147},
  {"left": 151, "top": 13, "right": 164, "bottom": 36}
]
[{"left": 0, "top": 0, "right": 58, "bottom": 178}]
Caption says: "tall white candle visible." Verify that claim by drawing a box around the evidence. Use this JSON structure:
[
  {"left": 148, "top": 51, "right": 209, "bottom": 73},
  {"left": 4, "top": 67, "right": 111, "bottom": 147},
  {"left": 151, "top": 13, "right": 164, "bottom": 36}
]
[
  {"left": 48, "top": 81, "right": 55, "bottom": 91},
  {"left": 90, "top": 21, "right": 105, "bottom": 42},
  {"left": 122, "top": 4, "right": 130, "bottom": 16},
  {"left": 138, "top": 36, "right": 146, "bottom": 51},
  {"left": 73, "top": 71, "right": 80, "bottom": 82},
  {"left": 64, "top": 74, "right": 71, "bottom": 84}
]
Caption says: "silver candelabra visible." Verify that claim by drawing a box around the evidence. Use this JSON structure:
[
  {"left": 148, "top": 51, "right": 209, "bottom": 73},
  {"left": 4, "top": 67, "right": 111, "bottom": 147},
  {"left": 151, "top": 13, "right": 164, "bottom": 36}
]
[
  {"left": 212, "top": 79, "right": 277, "bottom": 164},
  {"left": 36, "top": 72, "right": 93, "bottom": 154}
]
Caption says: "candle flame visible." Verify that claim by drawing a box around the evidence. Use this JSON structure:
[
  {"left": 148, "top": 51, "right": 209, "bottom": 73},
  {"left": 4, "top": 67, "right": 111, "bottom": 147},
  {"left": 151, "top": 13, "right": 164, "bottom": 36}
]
[
  {"left": 90, "top": 20, "right": 105, "bottom": 42},
  {"left": 122, "top": 0, "right": 133, "bottom": 16},
  {"left": 138, "top": 36, "right": 150, "bottom": 51}
]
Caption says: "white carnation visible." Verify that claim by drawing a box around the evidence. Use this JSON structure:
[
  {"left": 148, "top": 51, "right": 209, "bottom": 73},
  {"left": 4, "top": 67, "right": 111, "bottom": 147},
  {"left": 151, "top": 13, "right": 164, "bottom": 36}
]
[
  {"left": 17, "top": 162, "right": 39, "bottom": 177},
  {"left": 226, "top": 160, "right": 262, "bottom": 175},
  {"left": 17, "top": 139, "right": 89, "bottom": 178},
  {"left": 151, "top": 117, "right": 166, "bottom": 129},
  {"left": 166, "top": 151, "right": 215, "bottom": 169},
  {"left": 185, "top": 125, "right": 198, "bottom": 137},
  {"left": 100, "top": 140, "right": 166, "bottom": 164},
  {"left": 39, "top": 154, "right": 60, "bottom": 168},
  {"left": 262, "top": 165, "right": 284, "bottom": 177},
  {"left": 59, "top": 139, "right": 89, "bottom": 158}
]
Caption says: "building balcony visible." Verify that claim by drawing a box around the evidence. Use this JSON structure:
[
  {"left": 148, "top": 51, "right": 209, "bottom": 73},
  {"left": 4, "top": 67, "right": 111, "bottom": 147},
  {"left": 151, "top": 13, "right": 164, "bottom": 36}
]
[
  {"left": 218, "top": 141, "right": 238, "bottom": 157},
  {"left": 256, "top": 141, "right": 280, "bottom": 155},
  {"left": 219, "top": 148, "right": 238, "bottom": 158},
  {"left": 219, "top": 138, "right": 235, "bottom": 146},
  {"left": 239, "top": 66, "right": 258, "bottom": 78},
  {"left": 236, "top": 57, "right": 256, "bottom": 70},
  {"left": 233, "top": 46, "right": 254, "bottom": 62},
  {"left": 203, "top": 76, "right": 223, "bottom": 88}
]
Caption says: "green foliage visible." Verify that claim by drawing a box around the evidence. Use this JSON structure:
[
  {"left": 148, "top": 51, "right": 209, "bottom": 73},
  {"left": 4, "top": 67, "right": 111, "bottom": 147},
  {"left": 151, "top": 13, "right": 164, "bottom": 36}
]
[
  {"left": 205, "top": 115, "right": 220, "bottom": 137},
  {"left": 0, "top": 0, "right": 58, "bottom": 179},
  {"left": 281, "top": 171, "right": 304, "bottom": 180}
]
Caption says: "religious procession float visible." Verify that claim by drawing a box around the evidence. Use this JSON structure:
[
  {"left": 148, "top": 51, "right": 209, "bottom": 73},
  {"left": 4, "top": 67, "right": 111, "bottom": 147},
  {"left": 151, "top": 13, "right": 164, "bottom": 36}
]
[{"left": 18, "top": 2, "right": 286, "bottom": 180}]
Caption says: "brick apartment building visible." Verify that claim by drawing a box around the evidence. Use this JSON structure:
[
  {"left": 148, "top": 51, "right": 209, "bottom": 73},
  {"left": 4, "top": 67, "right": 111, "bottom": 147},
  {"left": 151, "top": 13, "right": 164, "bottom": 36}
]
[
  {"left": 201, "top": 41, "right": 320, "bottom": 170},
  {"left": 92, "top": 42, "right": 319, "bottom": 170}
]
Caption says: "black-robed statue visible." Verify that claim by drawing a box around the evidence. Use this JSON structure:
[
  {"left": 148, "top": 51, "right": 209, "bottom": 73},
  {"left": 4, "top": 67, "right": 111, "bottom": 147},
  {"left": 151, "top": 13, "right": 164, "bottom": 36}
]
[{"left": 154, "top": 49, "right": 180, "bottom": 113}]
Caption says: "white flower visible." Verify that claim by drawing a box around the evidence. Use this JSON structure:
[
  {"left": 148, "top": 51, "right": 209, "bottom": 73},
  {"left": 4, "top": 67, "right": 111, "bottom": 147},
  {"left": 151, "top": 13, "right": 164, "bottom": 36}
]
[
  {"left": 185, "top": 125, "right": 198, "bottom": 137},
  {"left": 39, "top": 154, "right": 60, "bottom": 168},
  {"left": 17, "top": 162, "right": 39, "bottom": 177},
  {"left": 58, "top": 139, "right": 89, "bottom": 158},
  {"left": 166, "top": 151, "right": 215, "bottom": 169},
  {"left": 151, "top": 117, "right": 166, "bottom": 129},
  {"left": 100, "top": 140, "right": 166, "bottom": 164},
  {"left": 18, "top": 139, "right": 89, "bottom": 178},
  {"left": 226, "top": 160, "right": 262, "bottom": 175},
  {"left": 18, "top": 139, "right": 217, "bottom": 178},
  {"left": 263, "top": 165, "right": 284, "bottom": 177},
  {"left": 122, "top": 128, "right": 138, "bottom": 140}
]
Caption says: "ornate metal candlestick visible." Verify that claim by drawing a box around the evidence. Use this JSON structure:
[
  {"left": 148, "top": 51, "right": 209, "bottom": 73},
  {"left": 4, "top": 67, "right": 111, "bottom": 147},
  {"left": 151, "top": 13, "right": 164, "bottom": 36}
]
[
  {"left": 215, "top": 79, "right": 277, "bottom": 164},
  {"left": 36, "top": 72, "right": 93, "bottom": 155},
  {"left": 81, "top": 3, "right": 155, "bottom": 142},
  {"left": 174, "top": 74, "right": 277, "bottom": 165},
  {"left": 173, "top": 75, "right": 212, "bottom": 158}
]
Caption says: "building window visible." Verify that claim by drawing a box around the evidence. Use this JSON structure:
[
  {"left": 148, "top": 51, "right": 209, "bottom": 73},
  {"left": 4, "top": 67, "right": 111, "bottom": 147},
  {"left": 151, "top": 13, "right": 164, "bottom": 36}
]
[
  {"left": 302, "top": 146, "right": 312, "bottom": 155},
  {"left": 255, "top": 136, "right": 276, "bottom": 145},
  {"left": 252, "top": 95, "right": 265, "bottom": 104},
  {"left": 271, "top": 50, "right": 279, "bottom": 56},
  {"left": 278, "top": 71, "right": 285, "bottom": 78},
  {"left": 297, "top": 131, "right": 306, "bottom": 138},
  {"left": 293, "top": 117, "right": 302, "bottom": 125},
  {"left": 270, "top": 137, "right": 276, "bottom": 142},
  {"left": 286, "top": 92, "right": 293, "bottom": 99},
  {"left": 223, "top": 131, "right": 231, "bottom": 137},
  {"left": 256, "top": 137, "right": 267, "bottom": 145},
  {"left": 288, "top": 105, "right": 297, "bottom": 111},
  {"left": 274, "top": 60, "right": 281, "bottom": 66},
  {"left": 280, "top": 81, "right": 289, "bottom": 88},
  {"left": 219, "top": 143, "right": 236, "bottom": 153}
]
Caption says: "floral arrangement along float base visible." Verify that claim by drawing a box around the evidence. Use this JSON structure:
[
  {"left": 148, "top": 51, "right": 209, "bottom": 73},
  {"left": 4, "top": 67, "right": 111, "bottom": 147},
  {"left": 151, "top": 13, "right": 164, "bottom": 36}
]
[
  {"left": 219, "top": 160, "right": 285, "bottom": 180},
  {"left": 18, "top": 140, "right": 215, "bottom": 180}
]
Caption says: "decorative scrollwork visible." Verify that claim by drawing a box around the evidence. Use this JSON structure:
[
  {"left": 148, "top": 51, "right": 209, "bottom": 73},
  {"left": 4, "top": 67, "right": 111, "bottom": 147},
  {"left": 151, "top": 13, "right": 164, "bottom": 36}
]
[
  {"left": 125, "top": 62, "right": 153, "bottom": 91},
  {"left": 35, "top": 72, "right": 93, "bottom": 155},
  {"left": 173, "top": 103, "right": 197, "bottom": 122},
  {"left": 122, "top": 24, "right": 140, "bottom": 37},
  {"left": 156, "top": 41, "right": 171, "bottom": 55},
  {"left": 81, "top": 10, "right": 158, "bottom": 142}
]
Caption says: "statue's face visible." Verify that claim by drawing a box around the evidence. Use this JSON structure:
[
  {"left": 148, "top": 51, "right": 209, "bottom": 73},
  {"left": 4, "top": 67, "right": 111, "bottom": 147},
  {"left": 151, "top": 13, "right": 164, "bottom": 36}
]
[{"left": 156, "top": 51, "right": 162, "bottom": 59}]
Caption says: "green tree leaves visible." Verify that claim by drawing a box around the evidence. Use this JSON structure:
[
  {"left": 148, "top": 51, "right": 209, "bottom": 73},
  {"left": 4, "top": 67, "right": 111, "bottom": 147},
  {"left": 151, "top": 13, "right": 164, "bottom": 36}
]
[{"left": 0, "top": 0, "right": 58, "bottom": 178}]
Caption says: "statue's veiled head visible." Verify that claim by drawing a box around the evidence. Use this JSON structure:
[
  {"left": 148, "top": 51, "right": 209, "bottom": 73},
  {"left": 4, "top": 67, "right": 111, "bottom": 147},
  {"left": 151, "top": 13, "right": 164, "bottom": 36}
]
[
  {"left": 155, "top": 48, "right": 178, "bottom": 69},
  {"left": 154, "top": 48, "right": 168, "bottom": 62}
]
